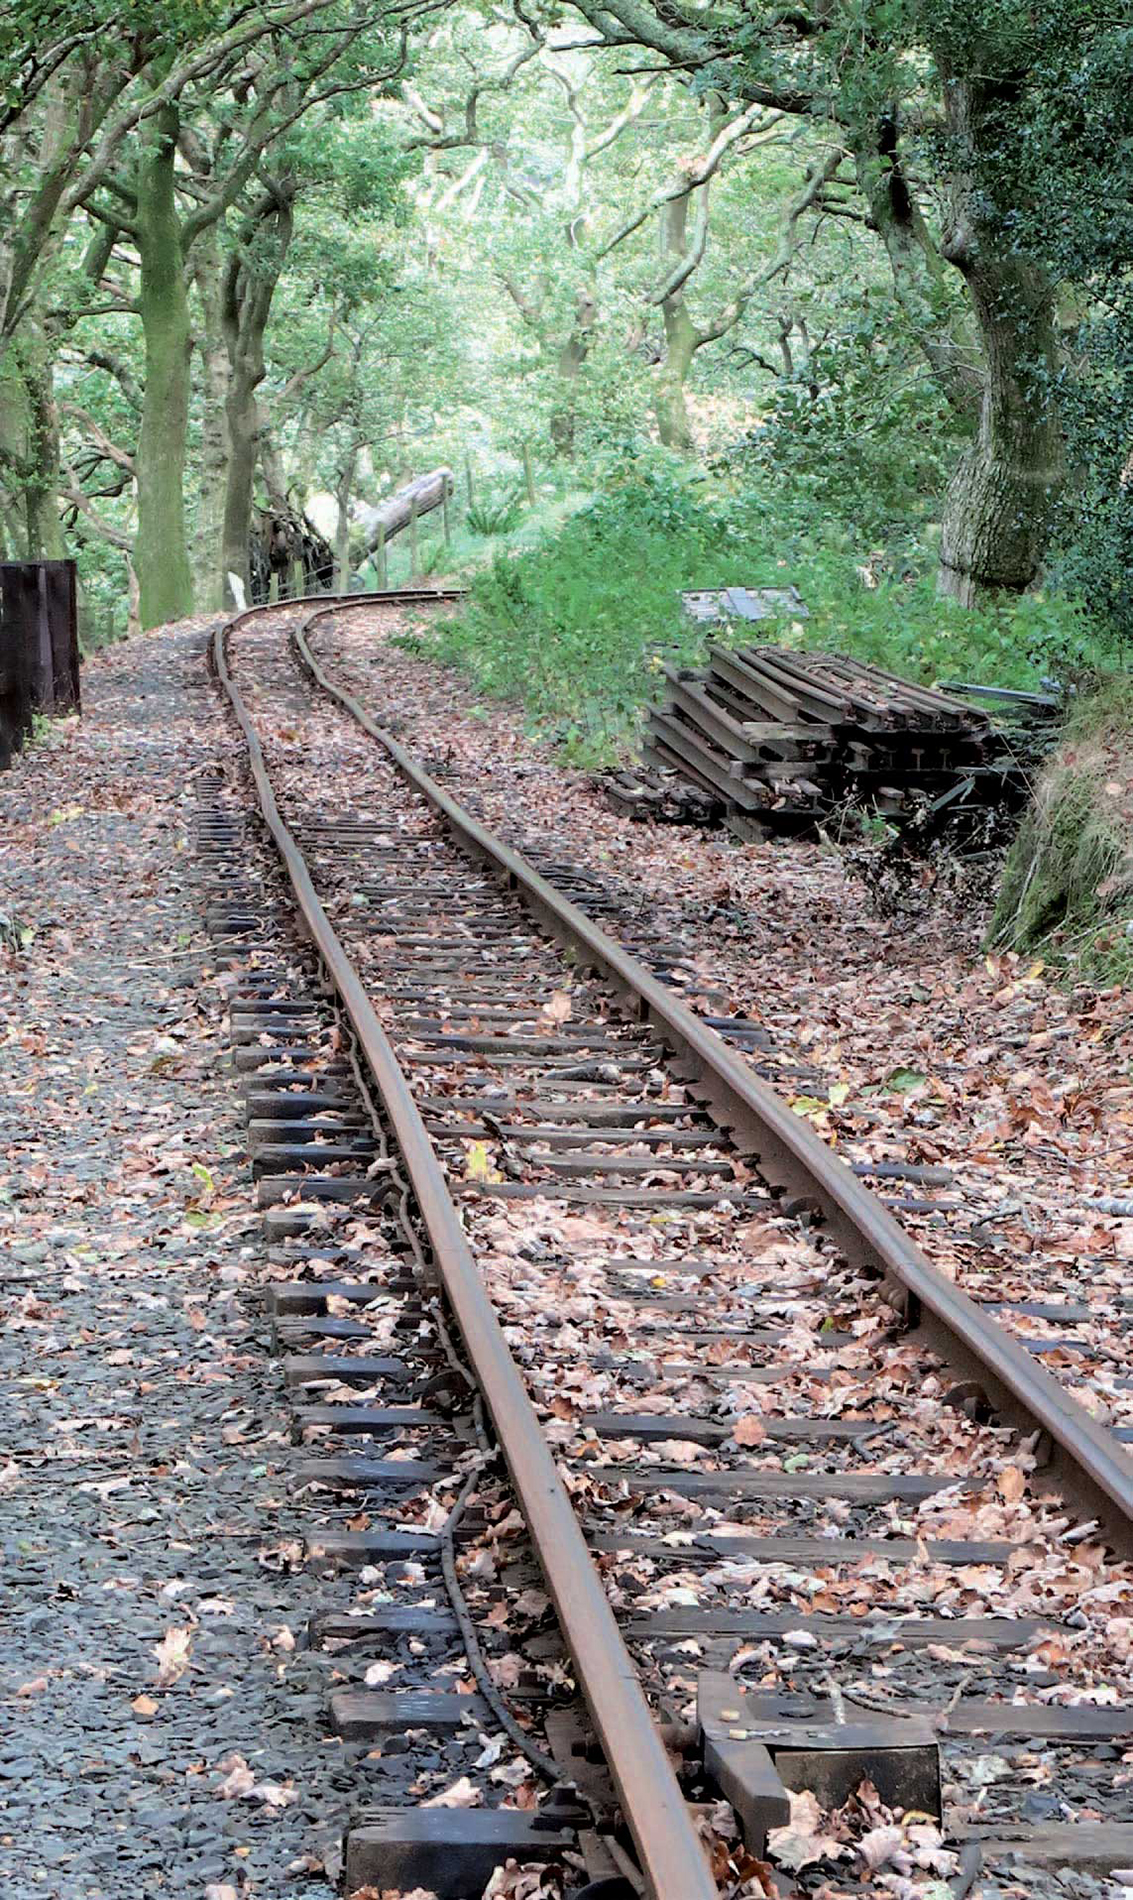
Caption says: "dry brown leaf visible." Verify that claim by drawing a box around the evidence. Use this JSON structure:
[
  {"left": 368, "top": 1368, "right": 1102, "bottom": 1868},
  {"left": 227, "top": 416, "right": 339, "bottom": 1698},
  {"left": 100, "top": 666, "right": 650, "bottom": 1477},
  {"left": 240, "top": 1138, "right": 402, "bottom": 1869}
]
[
  {"left": 422, "top": 1776, "right": 480, "bottom": 1808},
  {"left": 153, "top": 1624, "right": 194, "bottom": 1687},
  {"left": 215, "top": 1754, "right": 256, "bottom": 1799},
  {"left": 998, "top": 1465, "right": 1025, "bottom": 1504}
]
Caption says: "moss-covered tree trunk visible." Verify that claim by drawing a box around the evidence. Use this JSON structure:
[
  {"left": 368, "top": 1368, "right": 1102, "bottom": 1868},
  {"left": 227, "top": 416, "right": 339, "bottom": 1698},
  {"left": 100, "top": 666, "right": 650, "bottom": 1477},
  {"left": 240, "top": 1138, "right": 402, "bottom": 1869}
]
[
  {"left": 654, "top": 197, "right": 697, "bottom": 451},
  {"left": 550, "top": 292, "right": 596, "bottom": 457},
  {"left": 0, "top": 322, "right": 64, "bottom": 558},
  {"left": 334, "top": 445, "right": 358, "bottom": 592},
  {"left": 860, "top": 84, "right": 1062, "bottom": 604},
  {"left": 135, "top": 104, "right": 194, "bottom": 629},
  {"left": 935, "top": 76, "right": 1063, "bottom": 604},
  {"left": 191, "top": 235, "right": 230, "bottom": 612},
  {"left": 220, "top": 185, "right": 294, "bottom": 609}
]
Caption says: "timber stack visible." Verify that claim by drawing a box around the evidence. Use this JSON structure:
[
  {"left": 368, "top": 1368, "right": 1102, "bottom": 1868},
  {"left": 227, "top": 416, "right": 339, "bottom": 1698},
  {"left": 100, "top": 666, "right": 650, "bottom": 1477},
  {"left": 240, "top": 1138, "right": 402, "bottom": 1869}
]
[{"left": 642, "top": 644, "right": 1030, "bottom": 841}]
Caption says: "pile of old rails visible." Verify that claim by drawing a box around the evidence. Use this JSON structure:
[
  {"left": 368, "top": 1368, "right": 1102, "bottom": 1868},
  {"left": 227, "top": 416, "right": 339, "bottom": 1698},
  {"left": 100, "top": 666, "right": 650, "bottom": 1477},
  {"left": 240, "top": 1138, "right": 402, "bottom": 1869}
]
[{"left": 644, "top": 644, "right": 1029, "bottom": 840}]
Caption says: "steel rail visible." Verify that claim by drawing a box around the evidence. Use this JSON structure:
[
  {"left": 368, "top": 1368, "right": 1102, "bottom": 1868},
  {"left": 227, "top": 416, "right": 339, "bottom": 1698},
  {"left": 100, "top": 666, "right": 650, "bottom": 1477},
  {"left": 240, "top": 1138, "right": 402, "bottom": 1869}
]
[
  {"left": 214, "top": 608, "right": 718, "bottom": 1900},
  {"left": 296, "top": 604, "right": 1133, "bottom": 1558}
]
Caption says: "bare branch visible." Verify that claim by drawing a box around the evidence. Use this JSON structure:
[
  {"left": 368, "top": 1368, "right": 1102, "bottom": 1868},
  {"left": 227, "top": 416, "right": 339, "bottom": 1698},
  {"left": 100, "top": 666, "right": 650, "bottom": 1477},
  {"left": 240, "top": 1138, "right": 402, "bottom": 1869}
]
[
  {"left": 61, "top": 446, "right": 133, "bottom": 550},
  {"left": 60, "top": 402, "right": 136, "bottom": 475},
  {"left": 696, "top": 142, "right": 845, "bottom": 343},
  {"left": 600, "top": 103, "right": 783, "bottom": 258}
]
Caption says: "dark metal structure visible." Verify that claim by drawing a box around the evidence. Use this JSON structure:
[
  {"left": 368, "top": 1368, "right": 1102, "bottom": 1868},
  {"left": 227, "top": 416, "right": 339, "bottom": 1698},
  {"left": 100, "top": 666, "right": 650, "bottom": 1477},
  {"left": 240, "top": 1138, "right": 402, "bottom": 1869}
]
[{"left": 0, "top": 559, "right": 80, "bottom": 768}]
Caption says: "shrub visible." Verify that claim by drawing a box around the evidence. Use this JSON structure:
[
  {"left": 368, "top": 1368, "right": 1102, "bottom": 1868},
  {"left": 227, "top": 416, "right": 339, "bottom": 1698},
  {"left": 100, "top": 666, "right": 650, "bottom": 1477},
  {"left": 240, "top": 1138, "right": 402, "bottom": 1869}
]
[
  {"left": 465, "top": 494, "right": 523, "bottom": 536},
  {"left": 405, "top": 451, "right": 1117, "bottom": 765}
]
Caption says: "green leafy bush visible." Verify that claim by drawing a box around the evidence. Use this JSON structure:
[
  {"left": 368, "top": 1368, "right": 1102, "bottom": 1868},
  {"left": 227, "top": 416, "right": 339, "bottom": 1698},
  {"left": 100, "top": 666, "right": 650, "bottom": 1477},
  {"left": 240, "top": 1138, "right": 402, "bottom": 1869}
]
[
  {"left": 408, "top": 452, "right": 1116, "bottom": 765},
  {"left": 465, "top": 494, "right": 523, "bottom": 536}
]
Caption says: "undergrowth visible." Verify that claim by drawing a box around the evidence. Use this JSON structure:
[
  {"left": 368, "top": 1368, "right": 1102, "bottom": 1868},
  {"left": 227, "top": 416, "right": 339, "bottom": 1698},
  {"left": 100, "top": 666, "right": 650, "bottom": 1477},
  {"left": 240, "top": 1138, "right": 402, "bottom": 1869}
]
[
  {"left": 401, "top": 456, "right": 1115, "bottom": 764},
  {"left": 991, "top": 678, "right": 1133, "bottom": 979}
]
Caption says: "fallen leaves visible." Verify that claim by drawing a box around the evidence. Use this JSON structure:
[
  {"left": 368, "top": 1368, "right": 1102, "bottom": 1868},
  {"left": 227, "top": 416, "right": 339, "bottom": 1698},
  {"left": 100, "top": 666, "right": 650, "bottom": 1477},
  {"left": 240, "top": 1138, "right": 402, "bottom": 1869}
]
[
  {"left": 422, "top": 1776, "right": 480, "bottom": 1808},
  {"left": 214, "top": 1753, "right": 297, "bottom": 1808},
  {"left": 767, "top": 1789, "right": 845, "bottom": 1871},
  {"left": 153, "top": 1624, "right": 194, "bottom": 1687}
]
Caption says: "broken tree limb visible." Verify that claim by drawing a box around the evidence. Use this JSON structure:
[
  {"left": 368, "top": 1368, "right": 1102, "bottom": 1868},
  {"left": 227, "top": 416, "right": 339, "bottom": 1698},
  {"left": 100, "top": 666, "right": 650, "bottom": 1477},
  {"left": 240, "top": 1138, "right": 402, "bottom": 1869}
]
[{"left": 355, "top": 468, "right": 454, "bottom": 560}]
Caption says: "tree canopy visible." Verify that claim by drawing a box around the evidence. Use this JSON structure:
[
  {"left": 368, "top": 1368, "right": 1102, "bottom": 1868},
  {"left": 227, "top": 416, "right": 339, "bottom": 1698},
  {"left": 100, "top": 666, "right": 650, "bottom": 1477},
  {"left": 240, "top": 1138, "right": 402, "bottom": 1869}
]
[{"left": 0, "top": 0, "right": 1128, "bottom": 641}]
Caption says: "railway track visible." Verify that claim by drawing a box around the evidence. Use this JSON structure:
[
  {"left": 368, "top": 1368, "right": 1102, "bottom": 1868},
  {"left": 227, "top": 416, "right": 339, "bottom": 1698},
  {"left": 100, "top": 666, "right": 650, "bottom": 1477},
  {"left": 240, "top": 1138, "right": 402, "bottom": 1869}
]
[{"left": 208, "top": 594, "right": 1133, "bottom": 1900}]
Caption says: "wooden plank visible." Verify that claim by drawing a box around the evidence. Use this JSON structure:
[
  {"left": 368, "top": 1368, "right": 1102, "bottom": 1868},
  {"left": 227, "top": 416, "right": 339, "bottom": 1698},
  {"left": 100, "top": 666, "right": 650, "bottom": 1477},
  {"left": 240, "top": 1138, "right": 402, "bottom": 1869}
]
[
  {"left": 646, "top": 712, "right": 772, "bottom": 810},
  {"left": 956, "top": 1823, "right": 1133, "bottom": 1870},
  {"left": 583, "top": 1411, "right": 872, "bottom": 1445},
  {"left": 720, "top": 646, "right": 852, "bottom": 722},
  {"left": 587, "top": 1531, "right": 1017, "bottom": 1566}
]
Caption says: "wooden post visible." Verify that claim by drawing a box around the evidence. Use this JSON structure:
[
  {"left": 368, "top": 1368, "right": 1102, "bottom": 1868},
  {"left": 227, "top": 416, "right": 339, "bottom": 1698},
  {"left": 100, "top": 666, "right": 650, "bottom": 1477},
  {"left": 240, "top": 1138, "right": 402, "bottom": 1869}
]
[
  {"left": 409, "top": 498, "right": 419, "bottom": 577},
  {"left": 522, "top": 441, "right": 536, "bottom": 507},
  {"left": 376, "top": 521, "right": 388, "bottom": 589},
  {"left": 442, "top": 482, "right": 451, "bottom": 545},
  {"left": 465, "top": 454, "right": 474, "bottom": 508}
]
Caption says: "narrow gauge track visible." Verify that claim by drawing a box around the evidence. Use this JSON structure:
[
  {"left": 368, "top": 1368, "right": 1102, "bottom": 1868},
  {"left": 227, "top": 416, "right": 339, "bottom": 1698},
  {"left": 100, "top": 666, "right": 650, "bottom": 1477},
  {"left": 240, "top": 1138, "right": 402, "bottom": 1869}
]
[
  {"left": 309, "top": 603, "right": 1133, "bottom": 1441},
  {"left": 215, "top": 596, "right": 1133, "bottom": 1898}
]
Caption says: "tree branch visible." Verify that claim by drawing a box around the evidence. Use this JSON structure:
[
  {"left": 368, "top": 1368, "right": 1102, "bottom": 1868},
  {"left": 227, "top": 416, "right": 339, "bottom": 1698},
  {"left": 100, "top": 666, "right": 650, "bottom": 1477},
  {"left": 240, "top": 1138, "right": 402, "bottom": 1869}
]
[
  {"left": 697, "top": 143, "right": 845, "bottom": 344},
  {"left": 600, "top": 103, "right": 783, "bottom": 257},
  {"left": 60, "top": 402, "right": 136, "bottom": 475}
]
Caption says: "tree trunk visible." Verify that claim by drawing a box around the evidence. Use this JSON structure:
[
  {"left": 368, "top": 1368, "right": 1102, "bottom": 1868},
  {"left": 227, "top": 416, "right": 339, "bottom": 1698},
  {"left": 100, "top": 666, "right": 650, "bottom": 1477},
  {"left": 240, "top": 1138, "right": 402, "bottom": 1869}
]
[
  {"left": 0, "top": 321, "right": 64, "bottom": 558},
  {"left": 550, "top": 292, "right": 596, "bottom": 456},
  {"left": 24, "top": 340, "right": 64, "bottom": 559},
  {"left": 654, "top": 197, "right": 697, "bottom": 452},
  {"left": 655, "top": 301, "right": 696, "bottom": 450},
  {"left": 856, "top": 127, "right": 983, "bottom": 426},
  {"left": 135, "top": 103, "right": 194, "bottom": 628},
  {"left": 334, "top": 446, "right": 358, "bottom": 593},
  {"left": 860, "top": 92, "right": 1062, "bottom": 602},
  {"left": 222, "top": 379, "right": 260, "bottom": 608},
  {"left": 220, "top": 185, "right": 294, "bottom": 609},
  {"left": 191, "top": 234, "right": 230, "bottom": 612},
  {"left": 935, "top": 76, "right": 1063, "bottom": 602}
]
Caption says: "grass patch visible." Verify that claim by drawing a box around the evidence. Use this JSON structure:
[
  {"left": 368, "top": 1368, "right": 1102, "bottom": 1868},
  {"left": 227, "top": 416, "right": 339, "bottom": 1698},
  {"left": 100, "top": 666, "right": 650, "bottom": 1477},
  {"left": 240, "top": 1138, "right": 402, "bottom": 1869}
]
[
  {"left": 400, "top": 459, "right": 1115, "bottom": 765},
  {"left": 991, "top": 677, "right": 1133, "bottom": 978}
]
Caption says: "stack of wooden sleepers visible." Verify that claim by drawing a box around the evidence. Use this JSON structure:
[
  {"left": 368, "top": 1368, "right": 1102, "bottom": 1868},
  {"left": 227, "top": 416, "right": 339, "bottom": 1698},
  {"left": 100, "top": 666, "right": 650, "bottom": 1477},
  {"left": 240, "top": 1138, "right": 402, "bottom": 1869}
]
[{"left": 643, "top": 644, "right": 1029, "bottom": 841}]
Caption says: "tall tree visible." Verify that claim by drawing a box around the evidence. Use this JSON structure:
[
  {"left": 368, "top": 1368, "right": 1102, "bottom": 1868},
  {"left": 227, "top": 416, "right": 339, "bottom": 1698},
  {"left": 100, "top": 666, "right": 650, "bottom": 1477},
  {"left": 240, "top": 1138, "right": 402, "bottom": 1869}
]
[{"left": 558, "top": 0, "right": 1073, "bottom": 601}]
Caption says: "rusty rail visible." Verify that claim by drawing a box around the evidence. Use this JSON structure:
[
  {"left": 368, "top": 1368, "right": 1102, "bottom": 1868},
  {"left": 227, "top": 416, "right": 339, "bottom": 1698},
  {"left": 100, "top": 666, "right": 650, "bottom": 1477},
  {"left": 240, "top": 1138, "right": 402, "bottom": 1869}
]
[
  {"left": 214, "top": 603, "right": 718, "bottom": 1900},
  {"left": 295, "top": 603, "right": 1133, "bottom": 1558}
]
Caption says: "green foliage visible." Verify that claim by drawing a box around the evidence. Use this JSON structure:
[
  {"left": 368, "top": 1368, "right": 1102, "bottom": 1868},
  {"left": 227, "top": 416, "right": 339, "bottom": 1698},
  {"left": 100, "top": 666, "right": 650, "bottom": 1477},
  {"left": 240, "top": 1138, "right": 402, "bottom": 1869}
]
[
  {"left": 410, "top": 453, "right": 1115, "bottom": 765},
  {"left": 465, "top": 494, "right": 523, "bottom": 536},
  {"left": 992, "top": 678, "right": 1133, "bottom": 979},
  {"left": 720, "top": 307, "right": 967, "bottom": 542}
]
